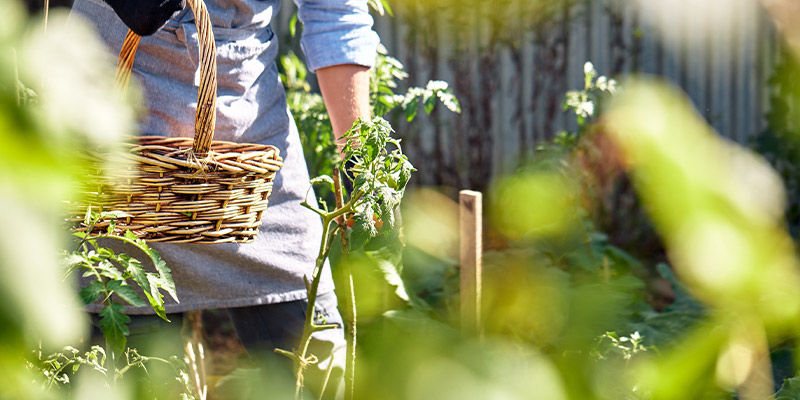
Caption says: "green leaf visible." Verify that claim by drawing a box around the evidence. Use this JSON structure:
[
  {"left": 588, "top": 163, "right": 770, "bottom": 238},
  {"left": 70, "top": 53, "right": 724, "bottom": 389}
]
[
  {"left": 79, "top": 281, "right": 106, "bottom": 305},
  {"left": 404, "top": 97, "right": 419, "bottom": 122},
  {"left": 775, "top": 377, "right": 800, "bottom": 399},
  {"left": 98, "top": 304, "right": 130, "bottom": 355},
  {"left": 96, "top": 260, "right": 124, "bottom": 281},
  {"left": 289, "top": 12, "right": 298, "bottom": 38},
  {"left": 374, "top": 257, "right": 409, "bottom": 302},
  {"left": 97, "top": 210, "right": 132, "bottom": 220},
  {"left": 381, "top": 0, "right": 393, "bottom": 16},
  {"left": 84, "top": 207, "right": 92, "bottom": 226},
  {"left": 106, "top": 280, "right": 146, "bottom": 307},
  {"left": 123, "top": 230, "right": 137, "bottom": 241},
  {"left": 62, "top": 253, "right": 86, "bottom": 268},
  {"left": 349, "top": 210, "right": 377, "bottom": 251},
  {"left": 310, "top": 175, "right": 335, "bottom": 192},
  {"left": 424, "top": 95, "right": 436, "bottom": 114},
  {"left": 124, "top": 255, "right": 160, "bottom": 308},
  {"left": 148, "top": 248, "right": 178, "bottom": 303},
  {"left": 146, "top": 274, "right": 169, "bottom": 321}
]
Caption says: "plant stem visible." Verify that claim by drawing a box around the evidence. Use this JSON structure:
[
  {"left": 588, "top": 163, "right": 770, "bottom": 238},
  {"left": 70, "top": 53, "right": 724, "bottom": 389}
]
[
  {"left": 334, "top": 169, "right": 356, "bottom": 400},
  {"left": 294, "top": 216, "right": 337, "bottom": 399},
  {"left": 290, "top": 188, "right": 364, "bottom": 399}
]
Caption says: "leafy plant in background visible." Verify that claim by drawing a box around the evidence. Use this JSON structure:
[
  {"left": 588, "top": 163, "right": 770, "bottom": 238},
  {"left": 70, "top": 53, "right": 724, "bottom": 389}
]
[
  {"left": 29, "top": 345, "right": 195, "bottom": 398},
  {"left": 752, "top": 43, "right": 800, "bottom": 238},
  {"left": 592, "top": 331, "right": 651, "bottom": 361},
  {"left": 558, "top": 62, "right": 665, "bottom": 269}
]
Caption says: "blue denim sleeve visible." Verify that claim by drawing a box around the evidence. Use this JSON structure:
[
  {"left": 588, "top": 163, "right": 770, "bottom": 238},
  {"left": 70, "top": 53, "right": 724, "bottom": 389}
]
[{"left": 292, "top": 0, "right": 380, "bottom": 72}]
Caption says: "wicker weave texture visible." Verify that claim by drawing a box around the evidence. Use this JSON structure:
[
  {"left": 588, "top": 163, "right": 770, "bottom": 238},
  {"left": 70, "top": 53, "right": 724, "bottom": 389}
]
[{"left": 74, "top": 137, "right": 283, "bottom": 243}]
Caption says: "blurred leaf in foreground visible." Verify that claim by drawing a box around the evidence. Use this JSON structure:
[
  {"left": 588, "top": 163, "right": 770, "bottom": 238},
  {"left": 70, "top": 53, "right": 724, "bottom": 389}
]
[
  {"left": 0, "top": 1, "right": 136, "bottom": 398},
  {"left": 604, "top": 80, "right": 800, "bottom": 399}
]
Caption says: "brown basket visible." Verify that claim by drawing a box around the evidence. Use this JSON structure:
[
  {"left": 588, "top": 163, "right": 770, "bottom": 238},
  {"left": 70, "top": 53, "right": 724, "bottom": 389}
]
[{"left": 71, "top": 0, "right": 283, "bottom": 244}]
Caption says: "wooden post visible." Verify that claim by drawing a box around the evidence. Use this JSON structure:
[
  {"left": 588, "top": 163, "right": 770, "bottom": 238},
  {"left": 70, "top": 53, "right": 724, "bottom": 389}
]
[{"left": 459, "top": 190, "right": 482, "bottom": 333}]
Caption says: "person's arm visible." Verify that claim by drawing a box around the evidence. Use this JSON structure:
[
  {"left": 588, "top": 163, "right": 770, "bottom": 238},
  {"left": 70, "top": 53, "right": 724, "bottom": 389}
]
[
  {"left": 316, "top": 64, "right": 371, "bottom": 151},
  {"left": 291, "top": 0, "right": 379, "bottom": 148}
]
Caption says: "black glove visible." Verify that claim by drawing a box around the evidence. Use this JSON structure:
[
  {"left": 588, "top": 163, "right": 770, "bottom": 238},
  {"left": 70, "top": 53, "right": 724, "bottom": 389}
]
[{"left": 102, "top": 0, "right": 186, "bottom": 36}]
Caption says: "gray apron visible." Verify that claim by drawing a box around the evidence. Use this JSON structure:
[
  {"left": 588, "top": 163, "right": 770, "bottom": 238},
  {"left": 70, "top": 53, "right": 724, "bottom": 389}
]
[{"left": 72, "top": 0, "right": 334, "bottom": 312}]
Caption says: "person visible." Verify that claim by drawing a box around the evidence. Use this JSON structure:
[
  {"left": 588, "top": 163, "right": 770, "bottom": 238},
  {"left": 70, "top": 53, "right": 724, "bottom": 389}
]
[{"left": 70, "top": 0, "right": 378, "bottom": 397}]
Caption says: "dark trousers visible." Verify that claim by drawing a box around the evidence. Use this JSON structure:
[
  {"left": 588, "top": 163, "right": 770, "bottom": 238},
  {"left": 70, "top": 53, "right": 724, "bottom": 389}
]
[{"left": 90, "top": 291, "right": 345, "bottom": 399}]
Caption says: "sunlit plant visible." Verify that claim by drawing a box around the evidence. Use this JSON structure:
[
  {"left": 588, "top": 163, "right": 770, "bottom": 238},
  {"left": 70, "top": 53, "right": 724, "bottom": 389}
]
[{"left": 276, "top": 116, "right": 414, "bottom": 400}]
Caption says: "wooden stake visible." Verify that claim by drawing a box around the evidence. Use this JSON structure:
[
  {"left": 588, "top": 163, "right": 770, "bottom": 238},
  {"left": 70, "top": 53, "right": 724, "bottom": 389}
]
[{"left": 459, "top": 190, "right": 482, "bottom": 333}]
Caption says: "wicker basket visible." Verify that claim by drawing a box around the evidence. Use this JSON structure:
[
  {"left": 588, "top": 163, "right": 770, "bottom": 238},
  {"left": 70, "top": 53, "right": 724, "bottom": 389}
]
[{"left": 71, "top": 0, "right": 283, "bottom": 244}]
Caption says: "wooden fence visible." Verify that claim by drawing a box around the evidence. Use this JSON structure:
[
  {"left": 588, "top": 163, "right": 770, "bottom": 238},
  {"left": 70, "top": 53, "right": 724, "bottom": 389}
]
[{"left": 277, "top": 0, "right": 781, "bottom": 190}]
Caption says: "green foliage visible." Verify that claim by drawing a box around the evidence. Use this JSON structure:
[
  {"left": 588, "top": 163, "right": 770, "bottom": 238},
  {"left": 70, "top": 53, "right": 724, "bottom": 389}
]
[
  {"left": 775, "top": 377, "right": 800, "bottom": 400},
  {"left": 30, "top": 345, "right": 107, "bottom": 388},
  {"left": 593, "top": 331, "right": 652, "bottom": 361},
  {"left": 97, "top": 304, "right": 130, "bottom": 356},
  {"left": 279, "top": 44, "right": 460, "bottom": 201},
  {"left": 340, "top": 117, "right": 415, "bottom": 249},
  {"left": 606, "top": 79, "right": 800, "bottom": 398},
  {"left": 752, "top": 44, "right": 800, "bottom": 238},
  {"left": 65, "top": 209, "right": 179, "bottom": 354},
  {"left": 370, "top": 47, "right": 461, "bottom": 121},
  {"left": 0, "top": 3, "right": 139, "bottom": 399},
  {"left": 557, "top": 61, "right": 619, "bottom": 146},
  {"left": 29, "top": 345, "right": 196, "bottom": 399}
]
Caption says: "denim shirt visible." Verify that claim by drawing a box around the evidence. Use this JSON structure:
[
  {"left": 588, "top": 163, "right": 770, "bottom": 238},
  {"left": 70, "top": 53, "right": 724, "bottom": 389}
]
[{"left": 71, "top": 0, "right": 379, "bottom": 313}]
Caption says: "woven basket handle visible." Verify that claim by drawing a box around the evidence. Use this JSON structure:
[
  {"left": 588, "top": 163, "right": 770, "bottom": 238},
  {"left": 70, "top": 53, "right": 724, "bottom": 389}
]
[{"left": 114, "top": 0, "right": 217, "bottom": 155}]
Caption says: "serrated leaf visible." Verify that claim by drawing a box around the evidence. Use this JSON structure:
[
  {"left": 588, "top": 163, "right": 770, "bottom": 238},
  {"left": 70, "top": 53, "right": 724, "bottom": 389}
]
[
  {"left": 79, "top": 281, "right": 106, "bottom": 305},
  {"left": 62, "top": 253, "right": 86, "bottom": 268},
  {"left": 125, "top": 256, "right": 159, "bottom": 308},
  {"left": 96, "top": 260, "right": 124, "bottom": 281},
  {"left": 148, "top": 248, "right": 177, "bottom": 303},
  {"left": 98, "top": 304, "right": 130, "bottom": 355},
  {"left": 146, "top": 274, "right": 169, "bottom": 321},
  {"left": 106, "top": 280, "right": 146, "bottom": 308}
]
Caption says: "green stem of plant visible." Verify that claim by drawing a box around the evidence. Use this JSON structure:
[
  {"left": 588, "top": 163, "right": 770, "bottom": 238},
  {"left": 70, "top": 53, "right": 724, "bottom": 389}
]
[
  {"left": 291, "top": 189, "right": 362, "bottom": 399},
  {"left": 115, "top": 355, "right": 172, "bottom": 377},
  {"left": 334, "top": 169, "right": 356, "bottom": 400},
  {"left": 46, "top": 358, "right": 76, "bottom": 389},
  {"left": 294, "top": 216, "right": 337, "bottom": 400}
]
